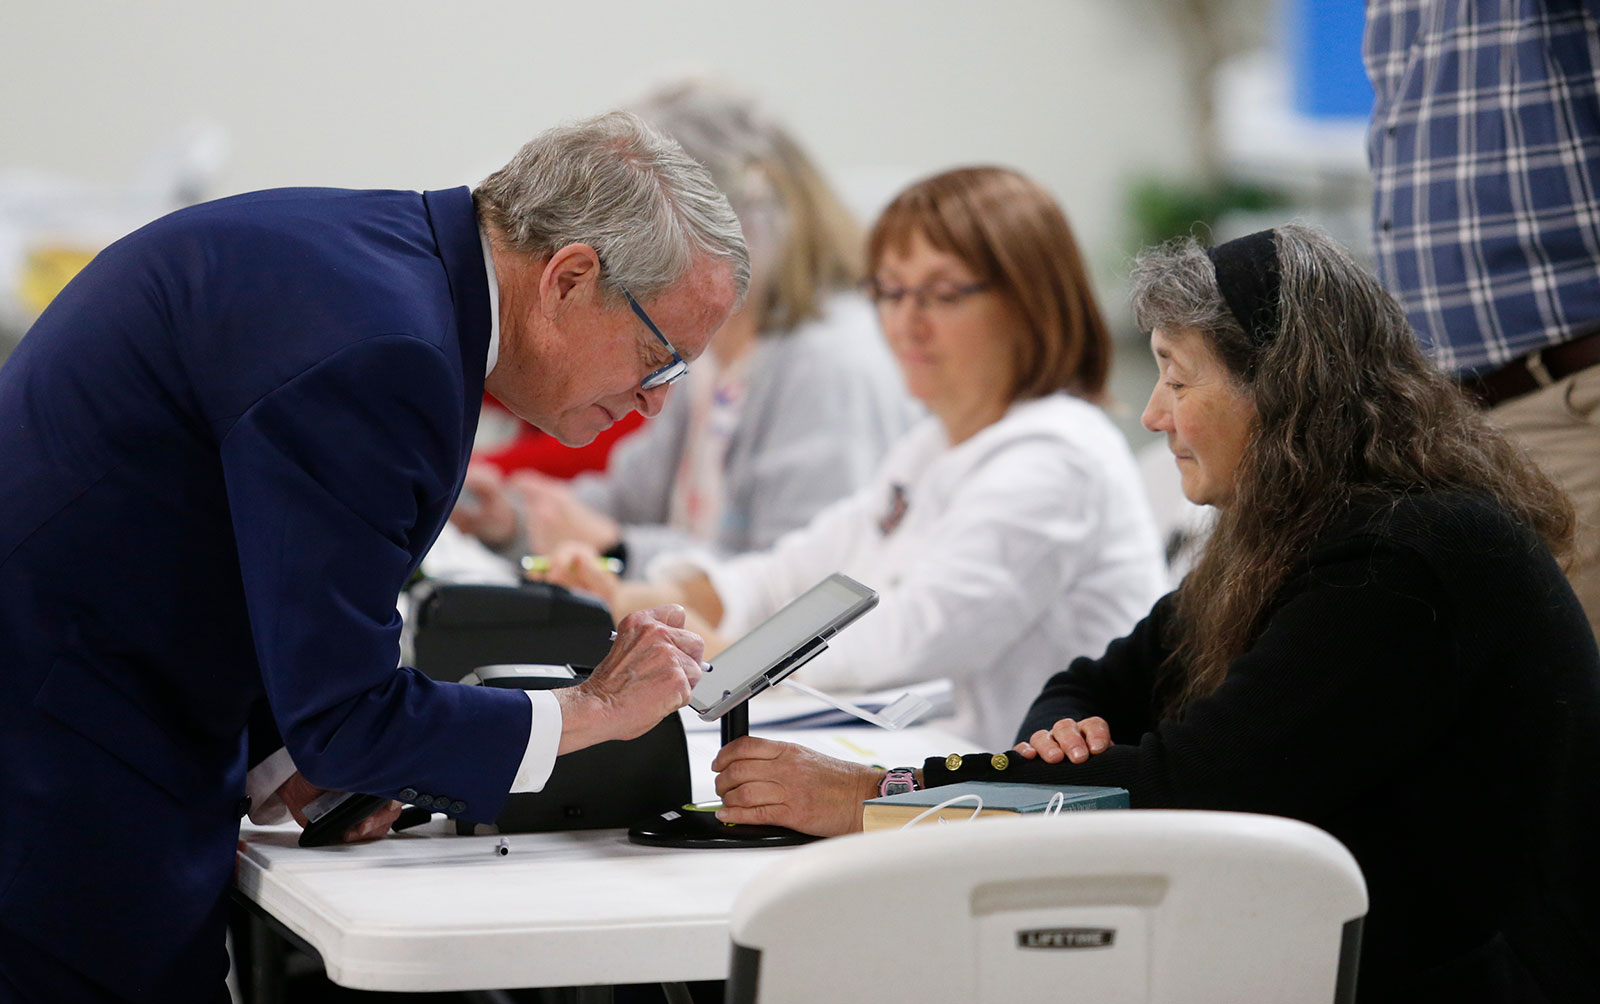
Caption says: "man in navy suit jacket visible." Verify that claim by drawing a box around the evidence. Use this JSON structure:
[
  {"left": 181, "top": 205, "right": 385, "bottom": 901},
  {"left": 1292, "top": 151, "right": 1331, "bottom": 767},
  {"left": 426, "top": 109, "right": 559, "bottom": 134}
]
[{"left": 0, "top": 112, "right": 747, "bottom": 1002}]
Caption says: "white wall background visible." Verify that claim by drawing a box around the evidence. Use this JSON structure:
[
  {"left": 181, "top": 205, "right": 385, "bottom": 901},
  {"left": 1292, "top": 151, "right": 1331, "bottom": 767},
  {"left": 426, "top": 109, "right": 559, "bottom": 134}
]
[
  {"left": 3, "top": 0, "right": 1294, "bottom": 437},
  {"left": 0, "top": 0, "right": 1213, "bottom": 296}
]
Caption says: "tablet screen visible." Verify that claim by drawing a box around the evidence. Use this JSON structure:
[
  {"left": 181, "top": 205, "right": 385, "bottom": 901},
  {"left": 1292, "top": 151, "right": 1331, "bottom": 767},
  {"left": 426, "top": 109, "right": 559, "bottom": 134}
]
[{"left": 689, "top": 573, "right": 877, "bottom": 719}]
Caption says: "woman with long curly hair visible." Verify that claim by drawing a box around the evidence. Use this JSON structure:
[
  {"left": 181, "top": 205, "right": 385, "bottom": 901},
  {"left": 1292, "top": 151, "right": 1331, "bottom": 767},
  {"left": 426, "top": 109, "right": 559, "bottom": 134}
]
[{"left": 712, "top": 224, "right": 1600, "bottom": 1002}]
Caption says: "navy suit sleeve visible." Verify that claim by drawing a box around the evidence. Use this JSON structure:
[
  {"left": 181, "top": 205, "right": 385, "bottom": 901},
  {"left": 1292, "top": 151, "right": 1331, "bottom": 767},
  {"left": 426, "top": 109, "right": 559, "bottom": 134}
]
[
  {"left": 246, "top": 698, "right": 283, "bottom": 770},
  {"left": 221, "top": 334, "right": 529, "bottom": 820}
]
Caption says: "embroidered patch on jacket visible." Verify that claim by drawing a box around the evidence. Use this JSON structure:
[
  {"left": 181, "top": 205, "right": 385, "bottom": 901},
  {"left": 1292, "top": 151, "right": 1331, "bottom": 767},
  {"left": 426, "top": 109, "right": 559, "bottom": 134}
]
[{"left": 877, "top": 482, "right": 909, "bottom": 535}]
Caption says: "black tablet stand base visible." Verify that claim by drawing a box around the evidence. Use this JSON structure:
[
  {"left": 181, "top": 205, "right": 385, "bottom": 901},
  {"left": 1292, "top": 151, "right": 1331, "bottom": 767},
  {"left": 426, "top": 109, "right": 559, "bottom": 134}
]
[{"left": 626, "top": 704, "right": 821, "bottom": 849}]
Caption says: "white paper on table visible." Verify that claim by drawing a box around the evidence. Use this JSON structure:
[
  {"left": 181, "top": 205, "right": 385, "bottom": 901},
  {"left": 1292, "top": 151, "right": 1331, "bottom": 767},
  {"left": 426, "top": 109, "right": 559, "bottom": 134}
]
[{"left": 679, "top": 678, "right": 952, "bottom": 732}]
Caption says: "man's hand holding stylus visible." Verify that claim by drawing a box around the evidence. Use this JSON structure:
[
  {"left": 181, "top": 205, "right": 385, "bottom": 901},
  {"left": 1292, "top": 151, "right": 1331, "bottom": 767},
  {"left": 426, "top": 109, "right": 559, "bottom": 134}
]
[{"left": 554, "top": 604, "right": 705, "bottom": 754}]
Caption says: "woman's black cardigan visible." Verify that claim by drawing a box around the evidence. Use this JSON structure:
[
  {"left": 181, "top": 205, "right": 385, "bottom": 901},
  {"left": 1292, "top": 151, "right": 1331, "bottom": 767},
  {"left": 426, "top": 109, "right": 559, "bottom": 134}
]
[{"left": 926, "top": 490, "right": 1600, "bottom": 1003}]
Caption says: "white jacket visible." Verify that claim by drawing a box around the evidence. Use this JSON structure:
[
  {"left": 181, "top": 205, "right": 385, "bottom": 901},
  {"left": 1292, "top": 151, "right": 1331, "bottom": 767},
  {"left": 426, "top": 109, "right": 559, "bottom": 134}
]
[
  {"left": 664, "top": 393, "right": 1168, "bottom": 749},
  {"left": 572, "top": 295, "right": 916, "bottom": 574}
]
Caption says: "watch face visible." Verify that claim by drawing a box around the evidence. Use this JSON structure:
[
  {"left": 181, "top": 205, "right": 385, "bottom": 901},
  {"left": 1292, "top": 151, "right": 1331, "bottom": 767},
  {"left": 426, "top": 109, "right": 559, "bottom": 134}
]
[{"left": 881, "top": 769, "right": 916, "bottom": 798}]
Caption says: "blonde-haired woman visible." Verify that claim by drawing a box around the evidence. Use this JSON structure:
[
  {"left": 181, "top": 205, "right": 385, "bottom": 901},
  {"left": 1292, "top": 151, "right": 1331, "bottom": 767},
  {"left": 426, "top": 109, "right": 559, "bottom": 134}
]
[{"left": 452, "top": 82, "right": 912, "bottom": 572}]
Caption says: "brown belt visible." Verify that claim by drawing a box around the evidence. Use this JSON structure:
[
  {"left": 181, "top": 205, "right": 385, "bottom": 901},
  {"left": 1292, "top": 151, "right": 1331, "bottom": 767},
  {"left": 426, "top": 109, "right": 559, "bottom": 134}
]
[{"left": 1460, "top": 325, "right": 1600, "bottom": 408}]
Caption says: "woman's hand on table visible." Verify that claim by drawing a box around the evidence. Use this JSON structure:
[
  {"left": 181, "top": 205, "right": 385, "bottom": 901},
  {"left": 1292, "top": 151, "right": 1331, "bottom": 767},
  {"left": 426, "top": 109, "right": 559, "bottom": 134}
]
[
  {"left": 712, "top": 736, "right": 883, "bottom": 837},
  {"left": 1014, "top": 716, "right": 1114, "bottom": 765}
]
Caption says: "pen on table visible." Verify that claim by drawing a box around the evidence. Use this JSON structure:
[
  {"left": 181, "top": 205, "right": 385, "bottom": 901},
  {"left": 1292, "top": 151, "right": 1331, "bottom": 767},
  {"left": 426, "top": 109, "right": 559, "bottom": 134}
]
[
  {"left": 520, "top": 554, "right": 624, "bottom": 576},
  {"left": 495, "top": 837, "right": 511, "bottom": 857}
]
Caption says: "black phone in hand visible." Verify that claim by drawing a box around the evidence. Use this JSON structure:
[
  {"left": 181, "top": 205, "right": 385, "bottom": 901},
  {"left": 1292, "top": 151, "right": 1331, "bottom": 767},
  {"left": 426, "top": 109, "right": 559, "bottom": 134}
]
[{"left": 298, "top": 791, "right": 390, "bottom": 847}]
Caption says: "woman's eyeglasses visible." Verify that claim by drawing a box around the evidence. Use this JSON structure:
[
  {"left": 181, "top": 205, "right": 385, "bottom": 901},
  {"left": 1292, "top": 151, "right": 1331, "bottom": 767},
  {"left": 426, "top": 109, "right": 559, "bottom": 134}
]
[{"left": 864, "top": 279, "right": 991, "bottom": 313}]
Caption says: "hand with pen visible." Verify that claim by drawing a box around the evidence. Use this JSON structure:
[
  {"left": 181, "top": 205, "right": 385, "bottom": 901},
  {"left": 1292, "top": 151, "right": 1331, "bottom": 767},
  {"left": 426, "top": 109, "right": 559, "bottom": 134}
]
[
  {"left": 535, "top": 541, "right": 626, "bottom": 606},
  {"left": 552, "top": 604, "right": 707, "bottom": 753},
  {"left": 534, "top": 540, "right": 666, "bottom": 622},
  {"left": 538, "top": 544, "right": 732, "bottom": 655}
]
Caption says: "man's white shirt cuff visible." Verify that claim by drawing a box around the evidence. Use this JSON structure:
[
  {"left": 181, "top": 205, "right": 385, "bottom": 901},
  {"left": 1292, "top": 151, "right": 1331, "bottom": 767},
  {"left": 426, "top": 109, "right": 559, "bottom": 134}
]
[
  {"left": 244, "top": 747, "right": 298, "bottom": 825},
  {"left": 511, "top": 689, "right": 562, "bottom": 792}
]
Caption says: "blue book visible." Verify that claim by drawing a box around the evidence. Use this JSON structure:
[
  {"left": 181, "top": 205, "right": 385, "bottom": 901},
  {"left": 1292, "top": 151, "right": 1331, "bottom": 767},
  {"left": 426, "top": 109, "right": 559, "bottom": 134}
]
[{"left": 861, "top": 781, "right": 1129, "bottom": 831}]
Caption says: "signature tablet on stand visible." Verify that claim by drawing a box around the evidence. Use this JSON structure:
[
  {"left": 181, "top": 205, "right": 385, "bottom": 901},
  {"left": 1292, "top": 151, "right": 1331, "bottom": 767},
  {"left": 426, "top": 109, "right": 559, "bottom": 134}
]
[{"left": 628, "top": 573, "right": 878, "bottom": 848}]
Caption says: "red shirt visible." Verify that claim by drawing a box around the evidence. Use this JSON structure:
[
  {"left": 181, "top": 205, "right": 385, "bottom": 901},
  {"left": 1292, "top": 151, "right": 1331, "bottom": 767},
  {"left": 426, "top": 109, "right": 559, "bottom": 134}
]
[{"left": 477, "top": 395, "right": 646, "bottom": 478}]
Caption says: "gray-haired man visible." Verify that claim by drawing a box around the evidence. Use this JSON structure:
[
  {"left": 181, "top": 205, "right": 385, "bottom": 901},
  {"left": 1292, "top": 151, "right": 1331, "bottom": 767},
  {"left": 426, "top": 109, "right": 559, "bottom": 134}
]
[{"left": 0, "top": 112, "right": 746, "bottom": 1001}]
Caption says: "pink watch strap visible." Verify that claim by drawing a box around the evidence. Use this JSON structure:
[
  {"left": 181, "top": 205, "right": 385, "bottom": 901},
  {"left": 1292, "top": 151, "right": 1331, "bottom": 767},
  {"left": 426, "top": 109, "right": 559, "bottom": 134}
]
[{"left": 879, "top": 767, "right": 918, "bottom": 797}]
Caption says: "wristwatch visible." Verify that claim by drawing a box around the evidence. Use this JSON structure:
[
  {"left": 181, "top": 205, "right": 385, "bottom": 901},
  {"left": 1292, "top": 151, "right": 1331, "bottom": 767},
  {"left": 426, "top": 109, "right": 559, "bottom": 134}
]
[{"left": 879, "top": 767, "right": 918, "bottom": 797}]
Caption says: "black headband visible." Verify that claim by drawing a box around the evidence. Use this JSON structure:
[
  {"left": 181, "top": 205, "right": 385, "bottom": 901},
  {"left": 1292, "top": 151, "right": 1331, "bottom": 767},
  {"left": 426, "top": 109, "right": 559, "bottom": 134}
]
[{"left": 1206, "top": 229, "right": 1281, "bottom": 348}]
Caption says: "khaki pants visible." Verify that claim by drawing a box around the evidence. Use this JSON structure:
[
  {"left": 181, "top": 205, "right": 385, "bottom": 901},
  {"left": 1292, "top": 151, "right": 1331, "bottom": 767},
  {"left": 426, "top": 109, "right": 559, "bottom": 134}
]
[{"left": 1489, "top": 365, "right": 1600, "bottom": 640}]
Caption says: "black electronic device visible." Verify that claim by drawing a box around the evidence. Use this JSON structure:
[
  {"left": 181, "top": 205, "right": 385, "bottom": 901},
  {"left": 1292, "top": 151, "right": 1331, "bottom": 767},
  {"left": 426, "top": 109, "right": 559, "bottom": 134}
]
[
  {"left": 630, "top": 573, "right": 878, "bottom": 849},
  {"left": 298, "top": 791, "right": 391, "bottom": 848},
  {"left": 463, "top": 664, "right": 692, "bottom": 834},
  {"left": 409, "top": 581, "right": 614, "bottom": 682}
]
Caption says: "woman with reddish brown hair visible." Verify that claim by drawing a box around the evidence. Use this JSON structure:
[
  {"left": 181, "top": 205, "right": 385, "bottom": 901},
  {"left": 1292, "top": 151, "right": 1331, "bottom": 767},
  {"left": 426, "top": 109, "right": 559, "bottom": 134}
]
[
  {"left": 548, "top": 166, "right": 1167, "bottom": 748},
  {"left": 866, "top": 166, "right": 1113, "bottom": 406}
]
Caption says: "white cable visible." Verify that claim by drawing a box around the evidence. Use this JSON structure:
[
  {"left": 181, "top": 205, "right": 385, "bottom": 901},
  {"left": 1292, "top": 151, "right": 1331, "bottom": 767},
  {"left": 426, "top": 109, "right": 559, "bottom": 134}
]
[
  {"left": 777, "top": 678, "right": 932, "bottom": 729},
  {"left": 900, "top": 792, "right": 983, "bottom": 829},
  {"left": 898, "top": 789, "right": 1077, "bottom": 829}
]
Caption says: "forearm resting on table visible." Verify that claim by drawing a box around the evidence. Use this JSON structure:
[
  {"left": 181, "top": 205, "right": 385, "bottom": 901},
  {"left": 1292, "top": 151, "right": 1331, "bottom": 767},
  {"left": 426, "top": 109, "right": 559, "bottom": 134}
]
[{"left": 712, "top": 736, "right": 888, "bottom": 835}]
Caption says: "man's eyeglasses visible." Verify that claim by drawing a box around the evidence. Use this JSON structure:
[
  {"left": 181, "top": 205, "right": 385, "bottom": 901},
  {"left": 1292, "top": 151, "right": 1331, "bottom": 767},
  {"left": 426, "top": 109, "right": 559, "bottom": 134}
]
[
  {"left": 621, "top": 288, "right": 689, "bottom": 391},
  {"left": 865, "top": 279, "right": 990, "bottom": 313}
]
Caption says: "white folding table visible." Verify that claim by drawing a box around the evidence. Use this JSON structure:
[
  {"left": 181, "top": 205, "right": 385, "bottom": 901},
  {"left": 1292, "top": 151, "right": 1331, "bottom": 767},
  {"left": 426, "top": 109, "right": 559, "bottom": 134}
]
[{"left": 234, "top": 716, "right": 974, "bottom": 994}]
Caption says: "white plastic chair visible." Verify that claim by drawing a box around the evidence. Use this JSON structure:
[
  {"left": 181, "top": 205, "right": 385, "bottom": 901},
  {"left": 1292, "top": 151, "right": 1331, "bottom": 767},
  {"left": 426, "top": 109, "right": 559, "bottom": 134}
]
[{"left": 726, "top": 810, "right": 1367, "bottom": 1004}]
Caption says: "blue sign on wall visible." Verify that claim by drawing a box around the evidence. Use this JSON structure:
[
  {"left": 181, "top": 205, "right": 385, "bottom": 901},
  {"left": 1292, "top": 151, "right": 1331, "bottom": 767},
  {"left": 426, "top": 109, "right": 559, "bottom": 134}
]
[{"left": 1290, "top": 1, "right": 1374, "bottom": 119}]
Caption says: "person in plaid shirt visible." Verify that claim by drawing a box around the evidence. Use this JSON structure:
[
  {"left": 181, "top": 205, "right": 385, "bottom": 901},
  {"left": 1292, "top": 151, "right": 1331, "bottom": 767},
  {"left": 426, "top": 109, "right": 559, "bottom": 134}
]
[{"left": 1365, "top": 0, "right": 1600, "bottom": 637}]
